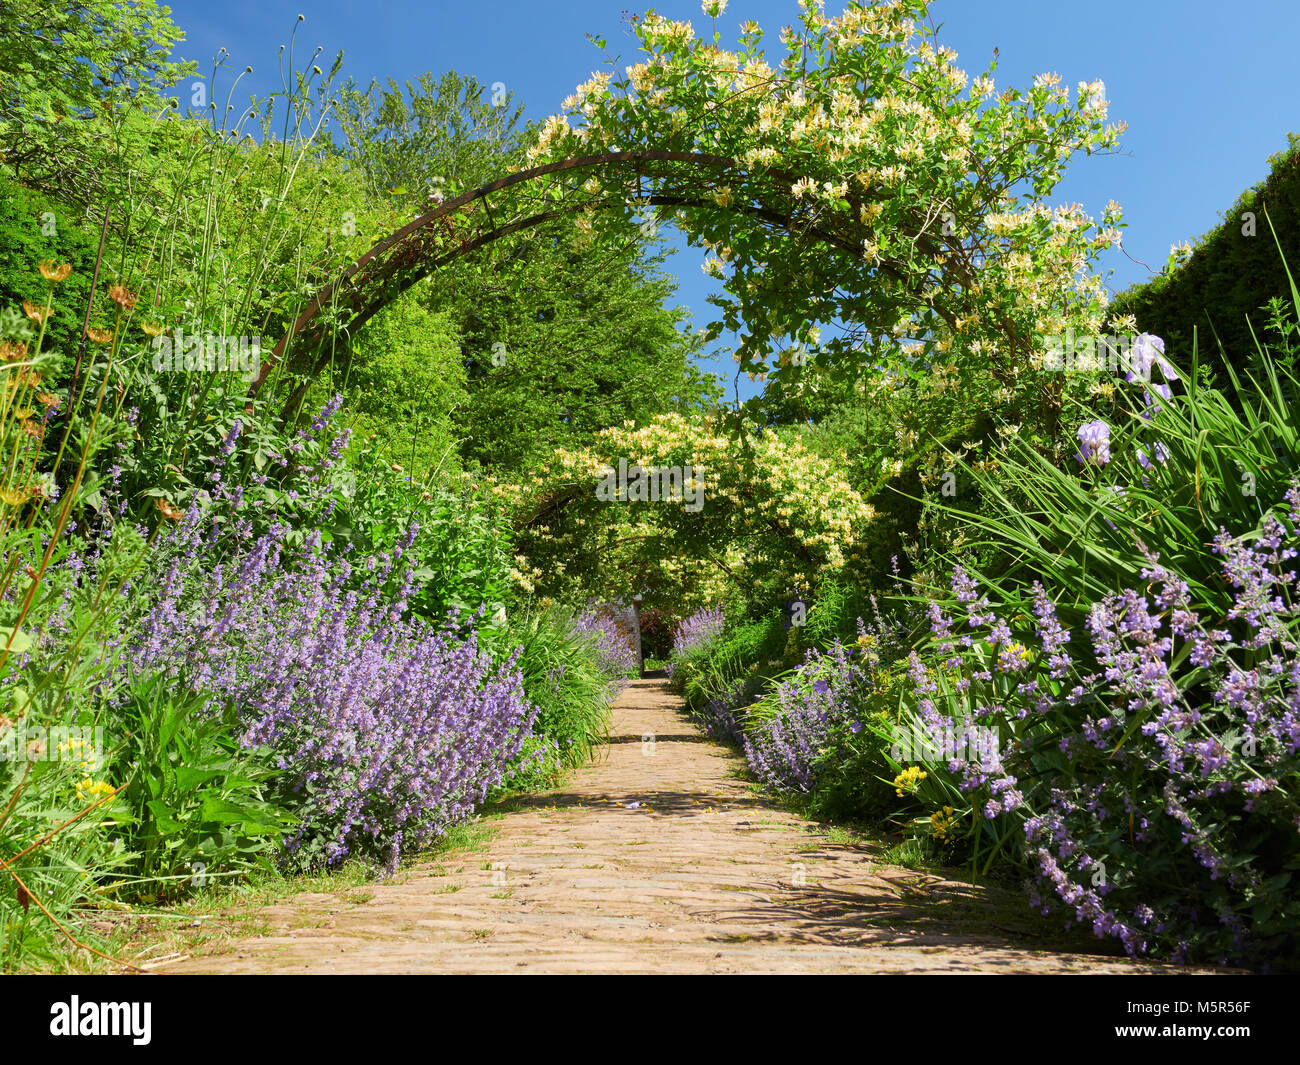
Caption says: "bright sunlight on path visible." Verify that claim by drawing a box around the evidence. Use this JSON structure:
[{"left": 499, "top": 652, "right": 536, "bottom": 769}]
[{"left": 157, "top": 677, "right": 1188, "bottom": 974}]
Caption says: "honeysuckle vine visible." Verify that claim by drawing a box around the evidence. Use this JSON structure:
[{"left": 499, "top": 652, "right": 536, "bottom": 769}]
[
  {"left": 496, "top": 411, "right": 876, "bottom": 603},
  {"left": 532, "top": 0, "right": 1126, "bottom": 439},
  {"left": 257, "top": 0, "right": 1125, "bottom": 449}
]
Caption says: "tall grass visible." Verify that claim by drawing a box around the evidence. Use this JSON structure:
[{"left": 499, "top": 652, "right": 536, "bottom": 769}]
[
  {"left": 506, "top": 607, "right": 613, "bottom": 775},
  {"left": 919, "top": 297, "right": 1300, "bottom": 641}
]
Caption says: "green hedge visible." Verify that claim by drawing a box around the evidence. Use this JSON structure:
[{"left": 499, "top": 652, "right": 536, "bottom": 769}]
[{"left": 1110, "top": 132, "right": 1300, "bottom": 378}]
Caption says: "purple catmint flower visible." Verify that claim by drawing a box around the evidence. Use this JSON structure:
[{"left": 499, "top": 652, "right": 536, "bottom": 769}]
[
  {"left": 902, "top": 482, "right": 1300, "bottom": 966},
  {"left": 667, "top": 607, "right": 726, "bottom": 677},
  {"left": 29, "top": 417, "right": 539, "bottom": 874},
  {"left": 573, "top": 610, "right": 639, "bottom": 695},
  {"left": 743, "top": 633, "right": 880, "bottom": 792},
  {"left": 222, "top": 420, "right": 243, "bottom": 455}
]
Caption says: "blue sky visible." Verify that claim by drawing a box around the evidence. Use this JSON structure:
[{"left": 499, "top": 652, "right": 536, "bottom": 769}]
[{"left": 165, "top": 0, "right": 1300, "bottom": 399}]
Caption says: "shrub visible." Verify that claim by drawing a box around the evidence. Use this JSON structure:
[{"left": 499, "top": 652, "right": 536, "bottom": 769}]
[
  {"left": 737, "top": 599, "right": 917, "bottom": 821},
  {"left": 666, "top": 605, "right": 725, "bottom": 686},
  {"left": 138, "top": 403, "right": 514, "bottom": 635},
  {"left": 1110, "top": 133, "right": 1300, "bottom": 384},
  {"left": 743, "top": 636, "right": 873, "bottom": 793},
  {"left": 124, "top": 512, "right": 534, "bottom": 873},
  {"left": 687, "top": 612, "right": 787, "bottom": 706},
  {"left": 502, "top": 607, "right": 612, "bottom": 779},
  {"left": 105, "top": 675, "right": 292, "bottom": 900},
  {"left": 891, "top": 322, "right": 1300, "bottom": 966},
  {"left": 573, "top": 608, "right": 639, "bottom": 692},
  {"left": 902, "top": 525, "right": 1300, "bottom": 968}
]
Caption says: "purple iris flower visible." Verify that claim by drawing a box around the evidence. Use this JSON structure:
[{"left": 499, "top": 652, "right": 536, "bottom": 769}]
[{"left": 1076, "top": 420, "right": 1111, "bottom": 466}]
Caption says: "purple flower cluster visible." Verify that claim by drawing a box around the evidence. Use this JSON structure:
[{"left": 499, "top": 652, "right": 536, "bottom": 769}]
[
  {"left": 119, "top": 511, "right": 535, "bottom": 872},
  {"left": 667, "top": 607, "right": 726, "bottom": 678},
  {"left": 743, "top": 637, "right": 869, "bottom": 792},
  {"left": 697, "top": 678, "right": 749, "bottom": 743},
  {"left": 914, "top": 486, "right": 1300, "bottom": 965},
  {"left": 1075, "top": 420, "right": 1111, "bottom": 466},
  {"left": 1126, "top": 333, "right": 1176, "bottom": 417},
  {"left": 573, "top": 610, "right": 639, "bottom": 693}
]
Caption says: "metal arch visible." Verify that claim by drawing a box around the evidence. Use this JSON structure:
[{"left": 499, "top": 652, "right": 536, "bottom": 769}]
[
  {"left": 251, "top": 148, "right": 954, "bottom": 409},
  {"left": 253, "top": 151, "right": 751, "bottom": 396}
]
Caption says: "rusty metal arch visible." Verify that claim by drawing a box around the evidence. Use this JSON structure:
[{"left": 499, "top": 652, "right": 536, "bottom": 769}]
[{"left": 252, "top": 148, "right": 945, "bottom": 414}]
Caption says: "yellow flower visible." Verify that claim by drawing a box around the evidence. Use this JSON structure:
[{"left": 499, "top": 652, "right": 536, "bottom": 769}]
[
  {"left": 22, "top": 299, "right": 50, "bottom": 324},
  {"left": 75, "top": 778, "right": 115, "bottom": 806},
  {"left": 930, "top": 805, "right": 958, "bottom": 841},
  {"left": 39, "top": 261, "right": 72, "bottom": 283},
  {"left": 893, "top": 765, "right": 928, "bottom": 797}
]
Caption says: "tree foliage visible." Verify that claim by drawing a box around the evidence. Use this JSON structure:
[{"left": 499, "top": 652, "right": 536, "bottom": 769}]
[
  {"left": 530, "top": 0, "right": 1125, "bottom": 449},
  {"left": 1110, "top": 132, "right": 1300, "bottom": 382},
  {"left": 0, "top": 0, "right": 195, "bottom": 214}
]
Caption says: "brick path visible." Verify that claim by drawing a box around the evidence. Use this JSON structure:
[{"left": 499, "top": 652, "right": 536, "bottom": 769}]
[{"left": 158, "top": 676, "right": 1187, "bottom": 973}]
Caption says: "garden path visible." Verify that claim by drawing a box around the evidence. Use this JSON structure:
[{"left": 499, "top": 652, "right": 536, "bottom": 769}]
[{"left": 155, "top": 675, "right": 1186, "bottom": 974}]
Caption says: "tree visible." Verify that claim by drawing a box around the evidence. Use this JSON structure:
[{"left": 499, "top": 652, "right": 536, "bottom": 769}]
[
  {"left": 500, "top": 410, "right": 875, "bottom": 607},
  {"left": 0, "top": 0, "right": 194, "bottom": 215},
  {"left": 329, "top": 70, "right": 717, "bottom": 477},
  {"left": 331, "top": 71, "right": 531, "bottom": 207},
  {"left": 434, "top": 228, "right": 714, "bottom": 474},
  {"left": 326, "top": 284, "right": 467, "bottom": 478}
]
